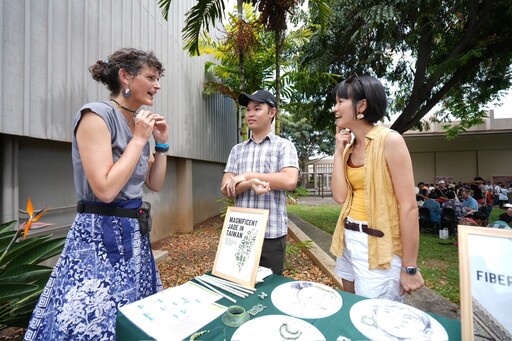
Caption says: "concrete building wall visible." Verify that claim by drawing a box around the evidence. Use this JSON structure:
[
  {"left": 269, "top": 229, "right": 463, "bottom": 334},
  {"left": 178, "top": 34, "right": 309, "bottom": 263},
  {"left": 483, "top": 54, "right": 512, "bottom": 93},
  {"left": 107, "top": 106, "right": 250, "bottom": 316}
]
[
  {"left": 16, "top": 137, "right": 76, "bottom": 237},
  {"left": 410, "top": 152, "right": 435, "bottom": 185},
  {"left": 478, "top": 149, "right": 512, "bottom": 181},
  {"left": 1, "top": 0, "right": 237, "bottom": 240},
  {"left": 0, "top": 0, "right": 236, "bottom": 161},
  {"left": 403, "top": 110, "right": 512, "bottom": 183},
  {"left": 4, "top": 134, "right": 229, "bottom": 240},
  {"left": 404, "top": 131, "right": 512, "bottom": 183},
  {"left": 433, "top": 151, "right": 477, "bottom": 184},
  {"left": 192, "top": 161, "right": 226, "bottom": 224}
]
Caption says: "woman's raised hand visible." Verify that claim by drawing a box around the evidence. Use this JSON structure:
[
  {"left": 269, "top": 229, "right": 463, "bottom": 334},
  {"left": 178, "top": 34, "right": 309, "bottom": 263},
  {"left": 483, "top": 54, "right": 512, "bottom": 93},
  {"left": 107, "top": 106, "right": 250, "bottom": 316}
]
[{"left": 335, "top": 127, "right": 352, "bottom": 153}]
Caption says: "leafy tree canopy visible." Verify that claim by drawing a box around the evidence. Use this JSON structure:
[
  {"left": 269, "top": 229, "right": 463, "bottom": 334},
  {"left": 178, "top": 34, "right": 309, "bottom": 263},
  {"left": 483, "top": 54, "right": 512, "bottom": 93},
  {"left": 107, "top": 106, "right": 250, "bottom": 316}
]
[
  {"left": 298, "top": 0, "right": 512, "bottom": 137},
  {"left": 158, "top": 0, "right": 331, "bottom": 56},
  {"left": 200, "top": 3, "right": 276, "bottom": 100},
  {"left": 281, "top": 113, "right": 333, "bottom": 173}
]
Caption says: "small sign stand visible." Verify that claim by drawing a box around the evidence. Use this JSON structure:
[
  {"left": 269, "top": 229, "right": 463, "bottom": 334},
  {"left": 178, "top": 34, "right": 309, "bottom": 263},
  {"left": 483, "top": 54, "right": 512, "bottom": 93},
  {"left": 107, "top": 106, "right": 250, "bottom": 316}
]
[
  {"left": 458, "top": 225, "right": 512, "bottom": 340},
  {"left": 212, "top": 207, "right": 268, "bottom": 288}
]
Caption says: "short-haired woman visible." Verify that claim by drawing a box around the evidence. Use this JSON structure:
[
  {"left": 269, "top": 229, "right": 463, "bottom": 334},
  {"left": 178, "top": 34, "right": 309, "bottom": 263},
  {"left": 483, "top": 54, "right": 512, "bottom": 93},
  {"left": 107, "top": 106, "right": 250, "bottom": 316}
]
[
  {"left": 25, "top": 48, "right": 169, "bottom": 340},
  {"left": 330, "top": 74, "right": 424, "bottom": 302}
]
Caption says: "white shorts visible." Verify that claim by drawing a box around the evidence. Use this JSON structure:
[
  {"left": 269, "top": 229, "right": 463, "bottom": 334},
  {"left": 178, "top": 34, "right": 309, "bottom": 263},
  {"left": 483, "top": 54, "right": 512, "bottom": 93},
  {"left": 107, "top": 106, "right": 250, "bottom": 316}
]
[{"left": 335, "top": 217, "right": 404, "bottom": 302}]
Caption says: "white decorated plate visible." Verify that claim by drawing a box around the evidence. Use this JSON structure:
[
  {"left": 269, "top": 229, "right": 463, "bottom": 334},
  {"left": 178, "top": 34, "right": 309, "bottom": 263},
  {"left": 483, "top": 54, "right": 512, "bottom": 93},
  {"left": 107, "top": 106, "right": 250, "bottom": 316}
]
[
  {"left": 271, "top": 281, "right": 343, "bottom": 319},
  {"left": 350, "top": 299, "right": 449, "bottom": 340},
  {"left": 231, "top": 314, "right": 325, "bottom": 341}
]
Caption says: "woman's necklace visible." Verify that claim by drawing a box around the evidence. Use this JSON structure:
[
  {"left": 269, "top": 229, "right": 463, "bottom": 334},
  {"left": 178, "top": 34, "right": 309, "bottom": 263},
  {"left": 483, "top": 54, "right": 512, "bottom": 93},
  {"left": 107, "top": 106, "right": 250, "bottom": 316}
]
[
  {"left": 111, "top": 98, "right": 137, "bottom": 132},
  {"left": 110, "top": 98, "right": 137, "bottom": 117}
]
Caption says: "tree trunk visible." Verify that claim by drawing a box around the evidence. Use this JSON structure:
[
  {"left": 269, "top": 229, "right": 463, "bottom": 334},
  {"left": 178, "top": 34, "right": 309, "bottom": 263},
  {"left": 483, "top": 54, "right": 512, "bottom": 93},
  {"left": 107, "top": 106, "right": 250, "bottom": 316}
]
[
  {"left": 301, "top": 160, "right": 309, "bottom": 188},
  {"left": 274, "top": 29, "right": 282, "bottom": 135},
  {"left": 237, "top": 0, "right": 248, "bottom": 141}
]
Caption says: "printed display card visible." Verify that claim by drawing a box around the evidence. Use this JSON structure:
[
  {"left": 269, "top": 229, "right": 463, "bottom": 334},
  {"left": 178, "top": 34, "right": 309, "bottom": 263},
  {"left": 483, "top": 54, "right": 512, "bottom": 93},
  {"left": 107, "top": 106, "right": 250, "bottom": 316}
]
[{"left": 212, "top": 207, "right": 269, "bottom": 287}]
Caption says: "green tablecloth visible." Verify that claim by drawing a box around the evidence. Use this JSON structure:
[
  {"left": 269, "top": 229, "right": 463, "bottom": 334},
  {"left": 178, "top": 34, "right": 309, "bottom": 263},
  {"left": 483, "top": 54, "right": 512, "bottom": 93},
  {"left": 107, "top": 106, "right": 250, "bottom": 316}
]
[{"left": 116, "top": 275, "right": 461, "bottom": 340}]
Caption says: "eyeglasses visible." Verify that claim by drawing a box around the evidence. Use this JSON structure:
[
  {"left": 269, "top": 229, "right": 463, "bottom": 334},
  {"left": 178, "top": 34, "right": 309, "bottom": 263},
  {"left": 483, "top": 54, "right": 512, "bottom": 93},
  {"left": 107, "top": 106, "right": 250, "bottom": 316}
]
[{"left": 348, "top": 72, "right": 365, "bottom": 99}]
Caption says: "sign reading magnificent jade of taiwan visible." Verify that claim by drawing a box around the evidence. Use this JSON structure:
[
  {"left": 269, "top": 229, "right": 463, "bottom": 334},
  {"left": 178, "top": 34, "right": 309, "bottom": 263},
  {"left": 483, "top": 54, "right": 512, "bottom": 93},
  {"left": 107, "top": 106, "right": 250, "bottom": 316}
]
[{"left": 212, "top": 207, "right": 268, "bottom": 288}]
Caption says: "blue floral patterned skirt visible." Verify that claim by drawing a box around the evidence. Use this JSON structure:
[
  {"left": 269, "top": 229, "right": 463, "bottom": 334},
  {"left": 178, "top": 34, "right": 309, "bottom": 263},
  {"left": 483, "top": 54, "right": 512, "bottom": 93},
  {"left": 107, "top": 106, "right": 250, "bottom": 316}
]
[{"left": 24, "top": 213, "right": 162, "bottom": 340}]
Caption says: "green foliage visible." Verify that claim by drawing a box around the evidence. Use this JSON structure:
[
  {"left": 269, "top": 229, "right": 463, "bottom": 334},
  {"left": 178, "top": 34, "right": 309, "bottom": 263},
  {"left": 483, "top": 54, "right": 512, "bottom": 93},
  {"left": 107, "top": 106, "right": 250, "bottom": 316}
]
[
  {"left": 291, "top": 186, "right": 310, "bottom": 198},
  {"left": 158, "top": 0, "right": 227, "bottom": 55},
  {"left": 286, "top": 239, "right": 313, "bottom": 256},
  {"left": 280, "top": 114, "right": 334, "bottom": 172},
  {"left": 285, "top": 239, "right": 313, "bottom": 270},
  {"left": 298, "top": 0, "right": 512, "bottom": 137},
  {"left": 198, "top": 3, "right": 322, "bottom": 102},
  {"left": 158, "top": 0, "right": 333, "bottom": 138},
  {"left": 200, "top": 3, "right": 276, "bottom": 100},
  {"left": 0, "top": 220, "right": 65, "bottom": 329},
  {"left": 288, "top": 187, "right": 312, "bottom": 205},
  {"left": 216, "top": 197, "right": 234, "bottom": 218}
]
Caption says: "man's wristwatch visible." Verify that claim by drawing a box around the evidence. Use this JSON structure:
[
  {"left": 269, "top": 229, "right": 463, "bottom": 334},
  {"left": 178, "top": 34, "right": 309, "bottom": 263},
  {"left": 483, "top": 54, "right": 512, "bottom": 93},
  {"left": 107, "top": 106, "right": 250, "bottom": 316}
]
[{"left": 402, "top": 266, "right": 420, "bottom": 275}]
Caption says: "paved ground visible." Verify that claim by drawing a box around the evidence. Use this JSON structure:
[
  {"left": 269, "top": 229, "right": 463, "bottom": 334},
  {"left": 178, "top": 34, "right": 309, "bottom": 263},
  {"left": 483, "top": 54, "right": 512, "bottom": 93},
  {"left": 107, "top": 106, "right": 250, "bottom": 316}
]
[{"left": 289, "top": 195, "right": 499, "bottom": 340}]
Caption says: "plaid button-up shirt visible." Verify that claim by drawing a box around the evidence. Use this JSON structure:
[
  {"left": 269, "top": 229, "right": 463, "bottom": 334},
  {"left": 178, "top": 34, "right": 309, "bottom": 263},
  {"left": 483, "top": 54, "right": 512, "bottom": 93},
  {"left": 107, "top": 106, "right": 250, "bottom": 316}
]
[{"left": 224, "top": 132, "right": 299, "bottom": 238}]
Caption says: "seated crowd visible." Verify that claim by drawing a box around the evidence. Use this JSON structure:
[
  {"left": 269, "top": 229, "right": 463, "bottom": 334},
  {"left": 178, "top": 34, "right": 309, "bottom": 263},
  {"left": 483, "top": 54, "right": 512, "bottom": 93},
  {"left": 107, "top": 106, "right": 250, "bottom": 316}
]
[{"left": 416, "top": 177, "right": 512, "bottom": 229}]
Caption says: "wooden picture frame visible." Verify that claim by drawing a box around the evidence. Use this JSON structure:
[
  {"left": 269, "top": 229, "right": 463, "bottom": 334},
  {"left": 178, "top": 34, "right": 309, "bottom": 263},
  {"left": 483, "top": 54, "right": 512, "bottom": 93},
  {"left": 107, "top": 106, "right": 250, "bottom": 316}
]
[
  {"left": 458, "top": 225, "right": 512, "bottom": 341},
  {"left": 212, "top": 207, "right": 269, "bottom": 288}
]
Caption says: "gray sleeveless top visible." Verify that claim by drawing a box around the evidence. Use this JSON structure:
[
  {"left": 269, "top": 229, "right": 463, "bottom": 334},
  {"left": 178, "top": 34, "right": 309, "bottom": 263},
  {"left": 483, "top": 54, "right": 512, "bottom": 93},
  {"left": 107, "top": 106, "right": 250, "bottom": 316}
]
[{"left": 72, "top": 101, "right": 150, "bottom": 201}]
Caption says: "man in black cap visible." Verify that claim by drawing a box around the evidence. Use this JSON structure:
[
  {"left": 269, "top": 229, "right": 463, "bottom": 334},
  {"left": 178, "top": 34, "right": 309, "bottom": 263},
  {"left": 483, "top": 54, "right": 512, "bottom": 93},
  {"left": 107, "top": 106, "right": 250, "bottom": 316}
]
[{"left": 221, "top": 90, "right": 299, "bottom": 275}]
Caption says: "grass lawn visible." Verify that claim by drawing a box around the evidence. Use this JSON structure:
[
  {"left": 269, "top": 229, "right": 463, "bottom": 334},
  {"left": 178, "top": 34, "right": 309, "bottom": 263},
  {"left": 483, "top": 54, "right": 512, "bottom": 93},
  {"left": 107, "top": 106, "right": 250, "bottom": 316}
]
[
  {"left": 287, "top": 202, "right": 507, "bottom": 305},
  {"left": 287, "top": 204, "right": 341, "bottom": 235}
]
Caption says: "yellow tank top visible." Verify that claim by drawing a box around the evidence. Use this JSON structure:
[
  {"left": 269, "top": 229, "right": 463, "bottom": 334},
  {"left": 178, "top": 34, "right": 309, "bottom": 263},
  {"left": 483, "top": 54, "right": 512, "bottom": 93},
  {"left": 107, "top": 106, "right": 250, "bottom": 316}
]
[
  {"left": 330, "top": 125, "right": 402, "bottom": 270},
  {"left": 347, "top": 163, "right": 367, "bottom": 221}
]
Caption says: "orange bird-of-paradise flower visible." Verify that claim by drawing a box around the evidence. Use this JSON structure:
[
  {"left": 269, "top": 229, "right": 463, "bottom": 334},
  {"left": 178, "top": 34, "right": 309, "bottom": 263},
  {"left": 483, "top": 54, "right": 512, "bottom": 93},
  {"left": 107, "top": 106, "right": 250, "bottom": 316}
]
[{"left": 21, "top": 197, "right": 47, "bottom": 240}]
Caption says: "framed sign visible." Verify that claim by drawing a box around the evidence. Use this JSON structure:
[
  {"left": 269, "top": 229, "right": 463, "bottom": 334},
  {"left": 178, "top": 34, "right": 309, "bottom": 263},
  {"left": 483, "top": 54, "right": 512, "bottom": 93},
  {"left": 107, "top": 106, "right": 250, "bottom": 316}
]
[
  {"left": 458, "top": 225, "right": 512, "bottom": 340},
  {"left": 212, "top": 207, "right": 268, "bottom": 288}
]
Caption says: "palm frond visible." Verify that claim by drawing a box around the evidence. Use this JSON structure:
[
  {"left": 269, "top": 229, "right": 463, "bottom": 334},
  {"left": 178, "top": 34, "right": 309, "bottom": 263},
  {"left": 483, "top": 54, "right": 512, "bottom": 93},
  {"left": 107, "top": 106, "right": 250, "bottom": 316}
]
[
  {"left": 309, "top": 0, "right": 333, "bottom": 32},
  {"left": 183, "top": 0, "right": 226, "bottom": 55},
  {"left": 157, "top": 0, "right": 173, "bottom": 20}
]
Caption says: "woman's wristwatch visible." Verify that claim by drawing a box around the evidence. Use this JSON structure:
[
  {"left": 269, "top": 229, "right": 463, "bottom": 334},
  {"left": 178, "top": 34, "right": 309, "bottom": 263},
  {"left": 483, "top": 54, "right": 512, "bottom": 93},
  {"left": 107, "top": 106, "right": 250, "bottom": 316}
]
[{"left": 402, "top": 266, "right": 420, "bottom": 275}]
